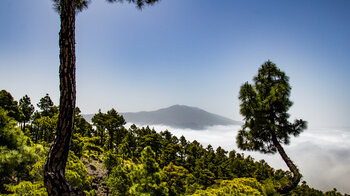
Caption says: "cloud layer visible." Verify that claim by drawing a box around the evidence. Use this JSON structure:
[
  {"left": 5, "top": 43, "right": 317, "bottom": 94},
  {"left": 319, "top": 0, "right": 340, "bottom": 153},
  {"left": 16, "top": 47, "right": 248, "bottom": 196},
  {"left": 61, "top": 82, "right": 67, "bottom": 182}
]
[{"left": 126, "top": 123, "right": 350, "bottom": 194}]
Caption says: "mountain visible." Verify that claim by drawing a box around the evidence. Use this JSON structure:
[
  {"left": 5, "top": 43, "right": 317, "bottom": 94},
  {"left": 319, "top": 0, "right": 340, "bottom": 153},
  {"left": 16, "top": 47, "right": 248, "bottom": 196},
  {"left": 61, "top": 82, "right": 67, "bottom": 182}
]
[{"left": 83, "top": 105, "right": 241, "bottom": 130}]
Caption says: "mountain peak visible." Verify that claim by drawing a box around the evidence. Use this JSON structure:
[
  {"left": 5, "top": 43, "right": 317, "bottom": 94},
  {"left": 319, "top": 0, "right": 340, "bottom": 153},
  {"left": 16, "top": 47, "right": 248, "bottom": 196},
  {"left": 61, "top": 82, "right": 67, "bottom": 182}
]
[
  {"left": 159, "top": 104, "right": 203, "bottom": 112},
  {"left": 83, "top": 105, "right": 241, "bottom": 130},
  {"left": 122, "top": 105, "right": 241, "bottom": 130}
]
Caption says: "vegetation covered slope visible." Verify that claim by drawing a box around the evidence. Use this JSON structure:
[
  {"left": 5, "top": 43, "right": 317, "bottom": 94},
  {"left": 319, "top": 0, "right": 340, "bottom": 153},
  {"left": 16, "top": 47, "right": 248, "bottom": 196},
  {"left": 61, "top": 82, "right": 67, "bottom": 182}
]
[{"left": 0, "top": 89, "right": 347, "bottom": 195}]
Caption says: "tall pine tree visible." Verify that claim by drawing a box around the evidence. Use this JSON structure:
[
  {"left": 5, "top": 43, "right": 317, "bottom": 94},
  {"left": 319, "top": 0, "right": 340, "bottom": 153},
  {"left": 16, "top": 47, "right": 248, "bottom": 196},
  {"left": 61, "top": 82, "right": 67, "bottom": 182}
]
[
  {"left": 45, "top": 0, "right": 161, "bottom": 195},
  {"left": 19, "top": 95, "right": 35, "bottom": 131},
  {"left": 237, "top": 60, "right": 307, "bottom": 193}
]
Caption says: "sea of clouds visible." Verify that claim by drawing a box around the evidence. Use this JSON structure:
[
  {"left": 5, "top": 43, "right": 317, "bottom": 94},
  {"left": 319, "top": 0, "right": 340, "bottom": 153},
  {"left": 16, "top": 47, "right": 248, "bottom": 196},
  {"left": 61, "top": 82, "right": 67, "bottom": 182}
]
[{"left": 125, "top": 123, "right": 350, "bottom": 194}]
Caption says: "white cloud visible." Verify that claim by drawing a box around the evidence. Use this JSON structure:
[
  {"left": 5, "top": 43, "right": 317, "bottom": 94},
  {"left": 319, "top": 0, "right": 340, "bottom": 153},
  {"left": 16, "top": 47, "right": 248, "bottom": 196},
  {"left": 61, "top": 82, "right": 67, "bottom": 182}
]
[{"left": 125, "top": 123, "right": 350, "bottom": 194}]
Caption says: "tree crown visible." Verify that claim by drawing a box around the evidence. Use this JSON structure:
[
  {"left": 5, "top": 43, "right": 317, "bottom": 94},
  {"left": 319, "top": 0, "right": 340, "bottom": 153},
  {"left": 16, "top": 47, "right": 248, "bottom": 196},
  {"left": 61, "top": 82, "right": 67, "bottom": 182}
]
[
  {"left": 237, "top": 61, "right": 307, "bottom": 154},
  {"left": 52, "top": 0, "right": 160, "bottom": 13}
]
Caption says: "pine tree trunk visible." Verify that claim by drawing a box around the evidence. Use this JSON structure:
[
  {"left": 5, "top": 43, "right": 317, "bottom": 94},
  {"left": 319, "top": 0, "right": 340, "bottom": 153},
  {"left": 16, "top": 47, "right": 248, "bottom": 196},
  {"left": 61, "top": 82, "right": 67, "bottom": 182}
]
[
  {"left": 101, "top": 130, "right": 104, "bottom": 146},
  {"left": 44, "top": 0, "right": 84, "bottom": 195},
  {"left": 109, "top": 130, "right": 113, "bottom": 151},
  {"left": 272, "top": 133, "right": 301, "bottom": 194}
]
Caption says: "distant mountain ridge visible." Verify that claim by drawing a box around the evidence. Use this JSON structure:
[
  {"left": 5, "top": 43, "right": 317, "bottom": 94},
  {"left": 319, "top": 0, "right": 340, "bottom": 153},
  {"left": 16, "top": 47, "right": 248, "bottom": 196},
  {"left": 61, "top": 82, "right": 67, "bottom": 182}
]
[{"left": 83, "top": 105, "right": 241, "bottom": 130}]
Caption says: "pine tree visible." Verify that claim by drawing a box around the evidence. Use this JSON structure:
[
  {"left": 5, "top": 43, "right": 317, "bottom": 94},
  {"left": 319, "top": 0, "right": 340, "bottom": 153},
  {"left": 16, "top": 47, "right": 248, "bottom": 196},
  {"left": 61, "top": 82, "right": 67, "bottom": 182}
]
[
  {"left": 37, "top": 94, "right": 55, "bottom": 117},
  {"left": 0, "top": 90, "right": 22, "bottom": 121},
  {"left": 19, "top": 95, "right": 35, "bottom": 131},
  {"left": 105, "top": 108, "right": 126, "bottom": 151},
  {"left": 129, "top": 146, "right": 168, "bottom": 196},
  {"left": 237, "top": 60, "right": 307, "bottom": 193},
  {"left": 0, "top": 108, "right": 42, "bottom": 191},
  {"left": 45, "top": 1, "right": 161, "bottom": 194},
  {"left": 92, "top": 109, "right": 107, "bottom": 147}
]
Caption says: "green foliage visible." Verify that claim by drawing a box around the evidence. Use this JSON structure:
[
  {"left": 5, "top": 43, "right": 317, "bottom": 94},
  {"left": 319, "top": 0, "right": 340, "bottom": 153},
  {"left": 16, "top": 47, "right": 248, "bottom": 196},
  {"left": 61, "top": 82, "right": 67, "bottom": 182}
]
[
  {"left": 0, "top": 90, "right": 22, "bottom": 121},
  {"left": 65, "top": 152, "right": 94, "bottom": 191},
  {"left": 26, "top": 94, "right": 59, "bottom": 145},
  {"left": 159, "top": 131, "right": 182, "bottom": 167},
  {"left": 5, "top": 181, "right": 47, "bottom": 196},
  {"left": 105, "top": 108, "right": 126, "bottom": 151},
  {"left": 324, "top": 188, "right": 343, "bottom": 196},
  {"left": 71, "top": 134, "right": 103, "bottom": 159},
  {"left": 0, "top": 108, "right": 44, "bottom": 183},
  {"left": 161, "top": 162, "right": 195, "bottom": 196},
  {"left": 192, "top": 178, "right": 266, "bottom": 196},
  {"left": 0, "top": 108, "right": 21, "bottom": 150},
  {"left": 128, "top": 146, "right": 168, "bottom": 196},
  {"left": 106, "top": 160, "right": 133, "bottom": 196},
  {"left": 288, "top": 181, "right": 323, "bottom": 196},
  {"left": 18, "top": 95, "right": 35, "bottom": 129},
  {"left": 37, "top": 93, "right": 53, "bottom": 113},
  {"left": 31, "top": 114, "right": 58, "bottom": 144},
  {"left": 36, "top": 93, "right": 58, "bottom": 118},
  {"left": 237, "top": 61, "right": 307, "bottom": 153},
  {"left": 92, "top": 109, "right": 108, "bottom": 147},
  {"left": 71, "top": 107, "right": 103, "bottom": 159},
  {"left": 104, "top": 150, "right": 120, "bottom": 176},
  {"left": 106, "top": 147, "right": 169, "bottom": 196},
  {"left": 194, "top": 168, "right": 215, "bottom": 188},
  {"left": 74, "top": 107, "right": 94, "bottom": 137},
  {"left": 118, "top": 131, "right": 137, "bottom": 159},
  {"left": 92, "top": 108, "right": 127, "bottom": 153}
]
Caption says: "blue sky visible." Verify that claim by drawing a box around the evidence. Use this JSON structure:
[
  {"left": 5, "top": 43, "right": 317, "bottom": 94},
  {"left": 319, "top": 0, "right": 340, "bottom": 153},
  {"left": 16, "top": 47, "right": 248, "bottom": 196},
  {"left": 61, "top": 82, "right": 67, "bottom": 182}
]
[{"left": 1, "top": 0, "right": 350, "bottom": 129}]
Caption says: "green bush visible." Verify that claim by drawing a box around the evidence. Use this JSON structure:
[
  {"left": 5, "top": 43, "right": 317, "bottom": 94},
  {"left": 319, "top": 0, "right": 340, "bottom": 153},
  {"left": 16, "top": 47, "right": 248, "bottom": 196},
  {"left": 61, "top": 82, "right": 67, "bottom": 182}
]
[
  {"left": 5, "top": 181, "right": 47, "bottom": 196},
  {"left": 192, "top": 178, "right": 266, "bottom": 196}
]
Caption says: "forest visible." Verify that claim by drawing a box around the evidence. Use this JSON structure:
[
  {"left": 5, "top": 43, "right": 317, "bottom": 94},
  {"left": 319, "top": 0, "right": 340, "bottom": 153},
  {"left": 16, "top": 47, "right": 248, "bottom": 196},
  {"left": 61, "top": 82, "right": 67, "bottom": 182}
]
[{"left": 0, "top": 89, "right": 346, "bottom": 195}]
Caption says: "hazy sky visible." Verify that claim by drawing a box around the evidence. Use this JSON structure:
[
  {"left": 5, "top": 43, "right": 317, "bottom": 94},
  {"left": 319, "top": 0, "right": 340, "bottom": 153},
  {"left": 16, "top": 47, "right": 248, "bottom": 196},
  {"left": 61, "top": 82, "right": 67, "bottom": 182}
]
[{"left": 1, "top": 0, "right": 350, "bottom": 129}]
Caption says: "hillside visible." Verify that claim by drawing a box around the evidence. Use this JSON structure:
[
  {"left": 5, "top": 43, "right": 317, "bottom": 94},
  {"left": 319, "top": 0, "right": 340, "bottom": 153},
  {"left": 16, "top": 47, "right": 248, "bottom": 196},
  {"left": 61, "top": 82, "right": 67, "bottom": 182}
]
[{"left": 1, "top": 89, "right": 348, "bottom": 195}]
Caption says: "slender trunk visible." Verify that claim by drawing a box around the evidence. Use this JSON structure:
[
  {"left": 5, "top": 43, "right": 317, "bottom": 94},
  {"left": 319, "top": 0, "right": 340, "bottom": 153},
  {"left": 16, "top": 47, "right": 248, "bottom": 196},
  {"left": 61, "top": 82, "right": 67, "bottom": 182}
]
[
  {"left": 271, "top": 133, "right": 301, "bottom": 193},
  {"left": 101, "top": 130, "right": 103, "bottom": 146},
  {"left": 33, "top": 124, "right": 38, "bottom": 143},
  {"left": 44, "top": 128, "right": 47, "bottom": 143},
  {"left": 109, "top": 130, "right": 113, "bottom": 151},
  {"left": 39, "top": 127, "right": 42, "bottom": 142},
  {"left": 37, "top": 125, "right": 40, "bottom": 142},
  {"left": 44, "top": 0, "right": 84, "bottom": 195}
]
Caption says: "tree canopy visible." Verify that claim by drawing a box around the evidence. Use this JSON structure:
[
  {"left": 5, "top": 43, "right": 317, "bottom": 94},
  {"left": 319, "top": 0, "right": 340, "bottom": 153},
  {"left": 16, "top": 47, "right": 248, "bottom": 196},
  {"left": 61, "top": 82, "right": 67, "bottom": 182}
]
[
  {"left": 19, "top": 95, "right": 35, "bottom": 130},
  {"left": 0, "top": 90, "right": 22, "bottom": 122}
]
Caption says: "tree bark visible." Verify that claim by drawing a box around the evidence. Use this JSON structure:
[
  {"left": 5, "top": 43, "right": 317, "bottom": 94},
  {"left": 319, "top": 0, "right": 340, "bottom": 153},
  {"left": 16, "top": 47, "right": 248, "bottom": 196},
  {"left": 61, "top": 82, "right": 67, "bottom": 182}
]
[
  {"left": 44, "top": 0, "right": 84, "bottom": 195},
  {"left": 109, "top": 129, "right": 113, "bottom": 151},
  {"left": 271, "top": 133, "right": 301, "bottom": 194}
]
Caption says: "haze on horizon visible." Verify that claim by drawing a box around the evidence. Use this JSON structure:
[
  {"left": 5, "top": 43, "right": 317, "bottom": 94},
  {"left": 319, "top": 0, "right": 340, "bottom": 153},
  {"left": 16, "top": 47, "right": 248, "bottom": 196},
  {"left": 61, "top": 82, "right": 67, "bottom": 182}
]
[{"left": 1, "top": 0, "right": 350, "bottom": 130}]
